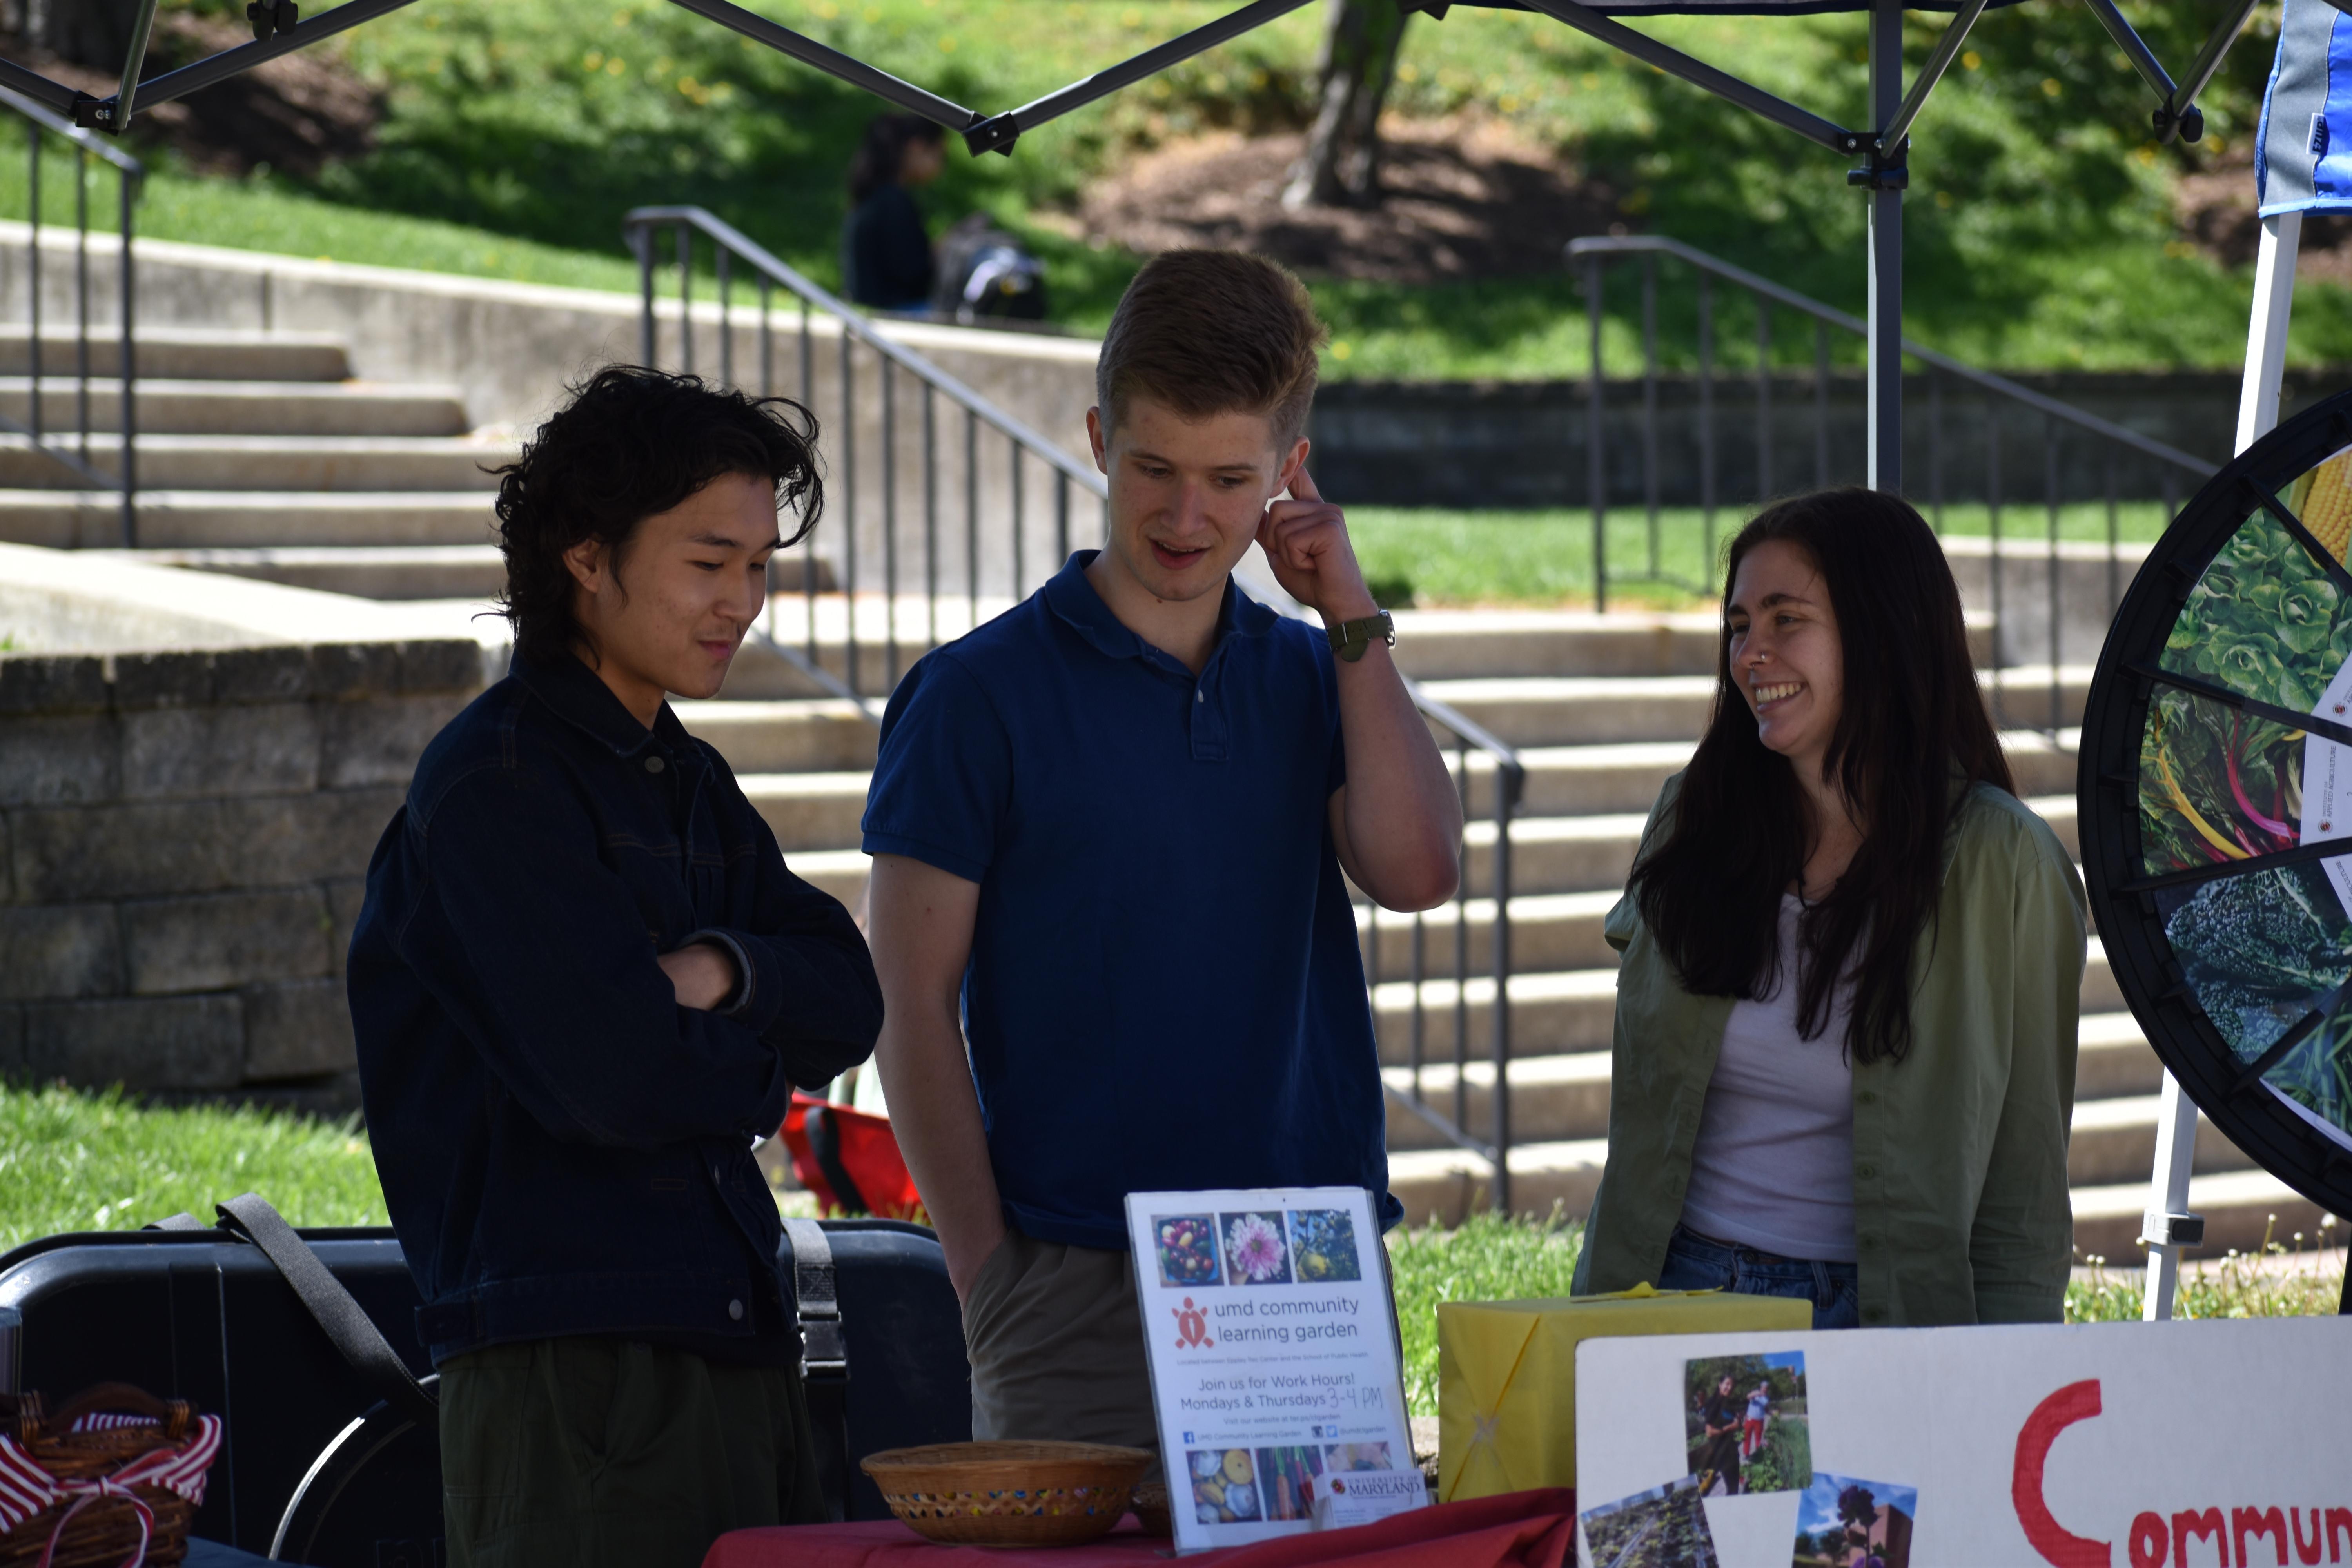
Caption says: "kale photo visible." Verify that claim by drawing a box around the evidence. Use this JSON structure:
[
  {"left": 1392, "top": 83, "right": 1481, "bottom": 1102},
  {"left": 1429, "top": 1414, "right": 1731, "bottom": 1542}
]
[
  {"left": 2165, "top": 865, "right": 2352, "bottom": 1140},
  {"left": 2160, "top": 507, "right": 2352, "bottom": 713}
]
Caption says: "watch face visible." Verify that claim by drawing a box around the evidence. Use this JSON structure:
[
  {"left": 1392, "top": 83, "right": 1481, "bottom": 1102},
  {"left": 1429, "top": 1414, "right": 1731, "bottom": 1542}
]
[{"left": 2082, "top": 389, "right": 2352, "bottom": 1219}]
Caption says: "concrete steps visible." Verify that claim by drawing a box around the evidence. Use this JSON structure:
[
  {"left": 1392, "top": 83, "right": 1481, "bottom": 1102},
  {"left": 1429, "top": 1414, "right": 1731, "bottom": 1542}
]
[
  {"left": 0, "top": 490, "right": 499, "bottom": 550},
  {"left": 0, "top": 433, "right": 514, "bottom": 490},
  {"left": 0, "top": 378, "right": 470, "bottom": 436},
  {"left": 83, "top": 544, "right": 508, "bottom": 600},
  {"left": 0, "top": 326, "right": 350, "bottom": 381}
]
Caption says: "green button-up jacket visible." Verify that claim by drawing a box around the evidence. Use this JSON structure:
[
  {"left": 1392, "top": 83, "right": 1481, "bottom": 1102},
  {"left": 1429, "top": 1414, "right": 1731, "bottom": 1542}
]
[{"left": 1568, "top": 775, "right": 2089, "bottom": 1326}]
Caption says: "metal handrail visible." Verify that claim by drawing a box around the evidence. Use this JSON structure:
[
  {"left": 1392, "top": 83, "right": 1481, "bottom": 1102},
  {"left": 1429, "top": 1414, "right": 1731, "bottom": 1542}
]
[
  {"left": 1568, "top": 234, "right": 2215, "bottom": 476},
  {"left": 1366, "top": 702, "right": 1523, "bottom": 1213},
  {"left": 0, "top": 82, "right": 142, "bottom": 546},
  {"left": 626, "top": 203, "right": 1525, "bottom": 1210},
  {"left": 625, "top": 206, "right": 1098, "bottom": 493}
]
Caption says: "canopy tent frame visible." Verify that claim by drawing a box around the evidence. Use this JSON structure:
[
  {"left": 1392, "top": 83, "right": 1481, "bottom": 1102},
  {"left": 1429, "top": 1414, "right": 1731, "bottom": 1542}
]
[{"left": 1, "top": 0, "right": 2269, "bottom": 498}]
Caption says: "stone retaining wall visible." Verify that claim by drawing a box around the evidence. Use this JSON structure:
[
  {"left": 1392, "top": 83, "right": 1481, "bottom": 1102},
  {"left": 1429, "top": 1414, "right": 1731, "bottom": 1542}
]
[{"left": 0, "top": 639, "right": 484, "bottom": 1105}]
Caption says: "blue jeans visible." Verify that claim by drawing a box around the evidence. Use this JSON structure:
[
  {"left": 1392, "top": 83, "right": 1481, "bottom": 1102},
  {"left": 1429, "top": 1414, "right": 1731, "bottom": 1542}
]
[{"left": 1655, "top": 1224, "right": 1862, "bottom": 1330}]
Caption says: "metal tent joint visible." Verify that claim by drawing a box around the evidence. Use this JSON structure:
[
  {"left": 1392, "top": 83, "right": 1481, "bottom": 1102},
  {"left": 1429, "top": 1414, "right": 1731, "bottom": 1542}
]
[
  {"left": 2084, "top": 0, "right": 2259, "bottom": 145},
  {"left": 1847, "top": 136, "right": 1910, "bottom": 191}
]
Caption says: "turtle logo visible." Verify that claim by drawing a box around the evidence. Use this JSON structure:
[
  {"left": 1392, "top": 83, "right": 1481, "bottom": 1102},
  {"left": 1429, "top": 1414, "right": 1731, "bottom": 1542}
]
[{"left": 1172, "top": 1297, "right": 1214, "bottom": 1348}]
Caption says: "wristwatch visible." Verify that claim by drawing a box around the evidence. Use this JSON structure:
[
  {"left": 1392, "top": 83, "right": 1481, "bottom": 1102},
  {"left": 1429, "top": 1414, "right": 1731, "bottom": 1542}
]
[{"left": 1327, "top": 611, "right": 1396, "bottom": 663}]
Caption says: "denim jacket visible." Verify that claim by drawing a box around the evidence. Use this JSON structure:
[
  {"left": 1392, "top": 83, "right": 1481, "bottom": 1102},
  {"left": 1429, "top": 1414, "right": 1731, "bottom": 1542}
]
[{"left": 347, "top": 652, "right": 882, "bottom": 1365}]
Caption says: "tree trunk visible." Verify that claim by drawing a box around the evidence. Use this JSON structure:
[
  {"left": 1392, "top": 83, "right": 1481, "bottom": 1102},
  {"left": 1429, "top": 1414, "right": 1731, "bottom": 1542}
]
[
  {"left": 22, "top": 0, "right": 146, "bottom": 69},
  {"left": 1282, "top": 0, "right": 1410, "bottom": 210}
]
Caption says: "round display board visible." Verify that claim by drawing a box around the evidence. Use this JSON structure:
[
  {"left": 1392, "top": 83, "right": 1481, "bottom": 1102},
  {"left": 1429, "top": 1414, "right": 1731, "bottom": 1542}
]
[{"left": 2081, "top": 387, "right": 2352, "bottom": 1221}]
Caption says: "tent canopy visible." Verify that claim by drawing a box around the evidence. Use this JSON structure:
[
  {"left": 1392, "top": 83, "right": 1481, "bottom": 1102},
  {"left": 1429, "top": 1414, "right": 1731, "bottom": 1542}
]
[{"left": 0, "top": 0, "right": 2270, "bottom": 492}]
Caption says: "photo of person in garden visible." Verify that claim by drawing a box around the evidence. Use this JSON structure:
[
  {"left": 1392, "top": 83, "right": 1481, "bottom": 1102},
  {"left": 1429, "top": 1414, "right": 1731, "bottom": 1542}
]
[
  {"left": 1684, "top": 1352, "right": 1809, "bottom": 1495},
  {"left": 1741, "top": 1378, "right": 1774, "bottom": 1461}
]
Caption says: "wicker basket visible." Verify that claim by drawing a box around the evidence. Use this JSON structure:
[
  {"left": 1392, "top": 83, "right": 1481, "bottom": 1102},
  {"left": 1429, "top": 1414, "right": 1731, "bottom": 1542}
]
[
  {"left": 0, "top": 1385, "right": 212, "bottom": 1568},
  {"left": 1129, "top": 1481, "right": 1171, "bottom": 1537},
  {"left": 860, "top": 1440, "right": 1153, "bottom": 1548}
]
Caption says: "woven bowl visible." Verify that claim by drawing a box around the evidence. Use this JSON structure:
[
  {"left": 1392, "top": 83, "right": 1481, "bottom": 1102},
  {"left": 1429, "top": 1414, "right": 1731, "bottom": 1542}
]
[
  {"left": 860, "top": 1441, "right": 1154, "bottom": 1548},
  {"left": 1129, "top": 1481, "right": 1172, "bottom": 1537}
]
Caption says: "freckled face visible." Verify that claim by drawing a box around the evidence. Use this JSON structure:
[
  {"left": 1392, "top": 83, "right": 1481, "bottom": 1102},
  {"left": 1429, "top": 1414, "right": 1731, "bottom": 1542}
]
[{"left": 1726, "top": 538, "right": 1845, "bottom": 775}]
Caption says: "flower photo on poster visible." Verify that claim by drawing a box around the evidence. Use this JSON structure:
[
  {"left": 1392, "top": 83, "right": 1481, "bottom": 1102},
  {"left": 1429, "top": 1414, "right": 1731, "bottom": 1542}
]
[{"left": 1220, "top": 1211, "right": 1292, "bottom": 1284}]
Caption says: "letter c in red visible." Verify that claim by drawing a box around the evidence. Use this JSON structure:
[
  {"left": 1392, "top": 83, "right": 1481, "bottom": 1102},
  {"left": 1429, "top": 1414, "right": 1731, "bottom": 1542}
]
[{"left": 2013, "top": 1379, "right": 2112, "bottom": 1567}]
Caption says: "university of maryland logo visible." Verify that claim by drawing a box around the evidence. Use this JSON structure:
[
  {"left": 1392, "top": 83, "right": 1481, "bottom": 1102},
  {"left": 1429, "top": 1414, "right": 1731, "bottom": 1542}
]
[{"left": 1172, "top": 1297, "right": 1214, "bottom": 1349}]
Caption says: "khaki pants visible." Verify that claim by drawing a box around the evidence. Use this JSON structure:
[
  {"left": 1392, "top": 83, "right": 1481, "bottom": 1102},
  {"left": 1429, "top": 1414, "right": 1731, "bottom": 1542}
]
[
  {"left": 963, "top": 1230, "right": 1161, "bottom": 1478},
  {"left": 438, "top": 1338, "right": 825, "bottom": 1568}
]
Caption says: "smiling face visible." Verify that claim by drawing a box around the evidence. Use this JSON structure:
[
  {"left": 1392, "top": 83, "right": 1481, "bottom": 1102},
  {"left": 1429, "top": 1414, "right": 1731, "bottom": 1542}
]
[
  {"left": 565, "top": 470, "right": 780, "bottom": 724},
  {"left": 1726, "top": 537, "right": 1846, "bottom": 778},
  {"left": 1086, "top": 392, "right": 1305, "bottom": 605}
]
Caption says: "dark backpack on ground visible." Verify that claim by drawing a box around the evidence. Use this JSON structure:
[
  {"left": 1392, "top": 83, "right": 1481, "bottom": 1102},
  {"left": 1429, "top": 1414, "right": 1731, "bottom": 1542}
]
[{"left": 932, "top": 214, "right": 1049, "bottom": 324}]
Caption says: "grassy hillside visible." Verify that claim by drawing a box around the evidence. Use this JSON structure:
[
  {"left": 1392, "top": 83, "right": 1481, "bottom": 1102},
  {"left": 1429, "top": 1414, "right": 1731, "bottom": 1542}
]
[{"left": 5, "top": 0, "right": 2344, "bottom": 376}]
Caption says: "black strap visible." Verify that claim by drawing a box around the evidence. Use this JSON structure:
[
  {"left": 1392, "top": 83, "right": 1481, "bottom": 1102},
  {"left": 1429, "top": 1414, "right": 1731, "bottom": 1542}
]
[
  {"left": 778, "top": 1218, "right": 846, "bottom": 1376},
  {"left": 214, "top": 1193, "right": 438, "bottom": 1424}
]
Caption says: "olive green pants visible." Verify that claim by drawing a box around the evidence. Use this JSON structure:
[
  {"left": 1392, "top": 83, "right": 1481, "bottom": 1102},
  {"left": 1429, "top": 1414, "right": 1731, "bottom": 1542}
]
[{"left": 438, "top": 1338, "right": 826, "bottom": 1568}]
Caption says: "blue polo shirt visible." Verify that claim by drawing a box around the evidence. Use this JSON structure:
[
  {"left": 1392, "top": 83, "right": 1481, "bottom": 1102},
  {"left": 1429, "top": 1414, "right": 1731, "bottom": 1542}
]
[{"left": 862, "top": 551, "right": 1397, "bottom": 1250}]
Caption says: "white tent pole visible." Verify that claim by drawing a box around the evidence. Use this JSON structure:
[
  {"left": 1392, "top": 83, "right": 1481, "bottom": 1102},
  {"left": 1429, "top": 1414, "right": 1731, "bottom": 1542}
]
[
  {"left": 2140, "top": 208, "right": 2303, "bottom": 1323},
  {"left": 2236, "top": 211, "right": 2303, "bottom": 450}
]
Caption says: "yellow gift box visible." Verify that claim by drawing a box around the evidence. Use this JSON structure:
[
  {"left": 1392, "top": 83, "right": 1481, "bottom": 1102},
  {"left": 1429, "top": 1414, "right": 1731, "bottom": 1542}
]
[{"left": 1436, "top": 1284, "right": 1811, "bottom": 1501}]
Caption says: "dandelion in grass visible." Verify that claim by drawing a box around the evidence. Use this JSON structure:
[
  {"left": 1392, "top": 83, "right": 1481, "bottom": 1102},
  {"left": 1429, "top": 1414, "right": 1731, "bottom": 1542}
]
[{"left": 1223, "top": 1212, "right": 1290, "bottom": 1284}]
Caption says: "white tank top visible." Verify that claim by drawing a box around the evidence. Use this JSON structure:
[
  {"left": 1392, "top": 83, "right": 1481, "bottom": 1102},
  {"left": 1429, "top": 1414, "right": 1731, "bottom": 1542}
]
[{"left": 1677, "top": 893, "right": 1858, "bottom": 1263}]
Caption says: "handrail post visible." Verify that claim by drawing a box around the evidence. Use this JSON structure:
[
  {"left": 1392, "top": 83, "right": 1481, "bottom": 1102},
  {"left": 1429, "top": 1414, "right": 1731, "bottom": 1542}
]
[
  {"left": 676, "top": 223, "right": 693, "bottom": 377},
  {"left": 29, "top": 120, "right": 42, "bottom": 449},
  {"left": 1586, "top": 254, "right": 1605, "bottom": 612},
  {"left": 117, "top": 165, "right": 136, "bottom": 548},
  {"left": 633, "top": 221, "right": 655, "bottom": 366},
  {"left": 1490, "top": 762, "right": 1515, "bottom": 1214}
]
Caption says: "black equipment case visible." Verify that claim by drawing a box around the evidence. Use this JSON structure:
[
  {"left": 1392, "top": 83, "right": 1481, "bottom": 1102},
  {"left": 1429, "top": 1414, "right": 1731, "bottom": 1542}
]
[{"left": 0, "top": 1215, "right": 967, "bottom": 1563}]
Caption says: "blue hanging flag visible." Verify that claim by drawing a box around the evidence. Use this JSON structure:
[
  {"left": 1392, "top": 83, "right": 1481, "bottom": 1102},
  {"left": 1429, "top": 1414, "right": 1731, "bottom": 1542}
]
[{"left": 2257, "top": 0, "right": 2352, "bottom": 216}]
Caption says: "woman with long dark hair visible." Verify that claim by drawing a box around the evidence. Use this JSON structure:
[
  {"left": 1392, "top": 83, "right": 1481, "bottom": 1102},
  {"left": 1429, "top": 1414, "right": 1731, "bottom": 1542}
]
[
  {"left": 1570, "top": 487, "right": 2086, "bottom": 1327},
  {"left": 842, "top": 113, "right": 947, "bottom": 312}
]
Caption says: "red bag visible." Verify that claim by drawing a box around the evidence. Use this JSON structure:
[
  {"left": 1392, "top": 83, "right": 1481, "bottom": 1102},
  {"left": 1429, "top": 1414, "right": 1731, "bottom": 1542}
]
[{"left": 776, "top": 1091, "right": 926, "bottom": 1221}]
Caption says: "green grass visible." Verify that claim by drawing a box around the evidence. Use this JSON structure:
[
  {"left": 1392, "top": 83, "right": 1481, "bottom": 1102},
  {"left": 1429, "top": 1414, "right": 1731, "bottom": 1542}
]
[
  {"left": 10, "top": 0, "right": 2350, "bottom": 378},
  {"left": 1347, "top": 501, "right": 2172, "bottom": 611},
  {"left": 0, "top": 1081, "right": 386, "bottom": 1253},
  {"left": 5, "top": 1080, "right": 2338, "bottom": 1412},
  {"left": 1387, "top": 1205, "right": 1584, "bottom": 1417},
  {"left": 2067, "top": 1218, "right": 2349, "bottom": 1321}
]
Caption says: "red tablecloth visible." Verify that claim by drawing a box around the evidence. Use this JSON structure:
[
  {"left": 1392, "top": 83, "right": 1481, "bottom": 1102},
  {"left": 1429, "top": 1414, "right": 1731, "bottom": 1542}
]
[{"left": 702, "top": 1489, "right": 1578, "bottom": 1568}]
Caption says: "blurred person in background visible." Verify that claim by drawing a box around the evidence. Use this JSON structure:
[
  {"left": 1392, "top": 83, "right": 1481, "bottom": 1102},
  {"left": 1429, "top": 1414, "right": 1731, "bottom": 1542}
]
[{"left": 842, "top": 113, "right": 947, "bottom": 312}]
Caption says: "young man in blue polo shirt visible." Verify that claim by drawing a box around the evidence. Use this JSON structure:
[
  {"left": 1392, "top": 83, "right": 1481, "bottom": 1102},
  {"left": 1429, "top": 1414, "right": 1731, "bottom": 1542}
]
[{"left": 861, "top": 249, "right": 1463, "bottom": 1461}]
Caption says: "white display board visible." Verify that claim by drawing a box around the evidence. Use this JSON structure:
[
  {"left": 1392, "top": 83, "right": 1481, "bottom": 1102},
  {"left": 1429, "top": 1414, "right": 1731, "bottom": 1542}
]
[
  {"left": 1573, "top": 1318, "right": 2352, "bottom": 1568},
  {"left": 1124, "top": 1186, "right": 1422, "bottom": 1553}
]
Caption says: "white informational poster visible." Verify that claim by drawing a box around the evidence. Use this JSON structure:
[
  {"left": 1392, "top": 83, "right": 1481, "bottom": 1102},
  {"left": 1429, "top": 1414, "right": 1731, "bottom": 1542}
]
[
  {"left": 1573, "top": 1318, "right": 2352, "bottom": 1568},
  {"left": 1125, "top": 1186, "right": 1423, "bottom": 1553}
]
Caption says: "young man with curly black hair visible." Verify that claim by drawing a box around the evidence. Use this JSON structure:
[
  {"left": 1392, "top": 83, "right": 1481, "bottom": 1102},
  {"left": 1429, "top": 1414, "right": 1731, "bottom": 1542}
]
[{"left": 347, "top": 366, "right": 883, "bottom": 1568}]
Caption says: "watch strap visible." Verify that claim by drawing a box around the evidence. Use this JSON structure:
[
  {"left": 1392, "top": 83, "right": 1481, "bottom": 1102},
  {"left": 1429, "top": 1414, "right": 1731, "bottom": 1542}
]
[{"left": 1327, "top": 611, "right": 1396, "bottom": 663}]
